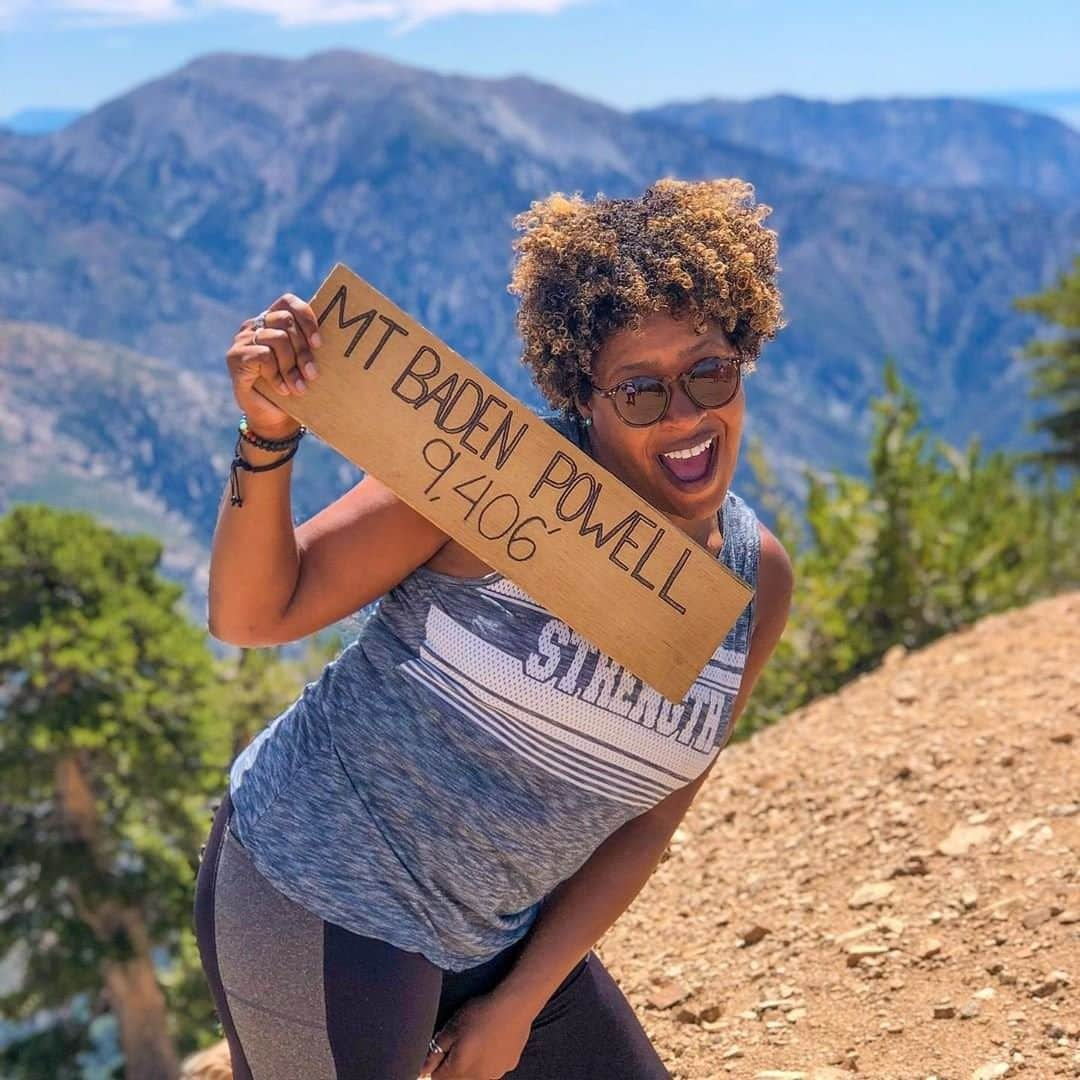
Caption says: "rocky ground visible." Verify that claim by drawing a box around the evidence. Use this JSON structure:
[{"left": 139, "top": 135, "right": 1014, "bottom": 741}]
[
  {"left": 182, "top": 590, "right": 1078, "bottom": 1080},
  {"left": 608, "top": 590, "right": 1079, "bottom": 1080}
]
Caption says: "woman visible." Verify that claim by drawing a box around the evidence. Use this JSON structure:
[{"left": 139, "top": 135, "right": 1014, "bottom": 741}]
[{"left": 194, "top": 177, "right": 793, "bottom": 1080}]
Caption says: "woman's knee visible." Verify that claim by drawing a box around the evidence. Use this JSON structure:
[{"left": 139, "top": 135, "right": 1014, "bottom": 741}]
[{"left": 509, "top": 951, "right": 671, "bottom": 1079}]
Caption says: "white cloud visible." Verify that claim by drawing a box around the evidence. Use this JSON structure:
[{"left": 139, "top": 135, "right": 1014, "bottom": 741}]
[
  {"left": 389, "top": 0, "right": 586, "bottom": 34},
  {"left": 203, "top": 0, "right": 400, "bottom": 26},
  {"left": 0, "top": 0, "right": 34, "bottom": 24},
  {"left": 61, "top": 0, "right": 185, "bottom": 19},
  {"left": 0, "top": 0, "right": 189, "bottom": 26},
  {"left": 221, "top": 0, "right": 586, "bottom": 31},
  {"left": 7, "top": 0, "right": 587, "bottom": 29}
]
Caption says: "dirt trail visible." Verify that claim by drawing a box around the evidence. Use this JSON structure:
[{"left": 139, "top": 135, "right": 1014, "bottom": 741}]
[{"left": 612, "top": 590, "right": 1078, "bottom": 1080}]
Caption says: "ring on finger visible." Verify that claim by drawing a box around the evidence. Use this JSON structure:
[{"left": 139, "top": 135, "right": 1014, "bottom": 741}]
[{"left": 251, "top": 311, "right": 269, "bottom": 331}]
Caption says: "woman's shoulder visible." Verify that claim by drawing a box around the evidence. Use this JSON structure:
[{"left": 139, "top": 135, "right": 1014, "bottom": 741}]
[
  {"left": 722, "top": 487, "right": 761, "bottom": 546},
  {"left": 724, "top": 493, "right": 793, "bottom": 638}
]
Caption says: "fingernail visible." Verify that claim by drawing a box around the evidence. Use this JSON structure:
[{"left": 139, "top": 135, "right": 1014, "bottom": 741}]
[
  {"left": 311, "top": 332, "right": 323, "bottom": 349},
  {"left": 294, "top": 377, "right": 307, "bottom": 392},
  {"left": 304, "top": 361, "right": 318, "bottom": 379}
]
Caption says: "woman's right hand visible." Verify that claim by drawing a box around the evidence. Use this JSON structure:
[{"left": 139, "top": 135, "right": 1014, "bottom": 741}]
[{"left": 226, "top": 292, "right": 324, "bottom": 439}]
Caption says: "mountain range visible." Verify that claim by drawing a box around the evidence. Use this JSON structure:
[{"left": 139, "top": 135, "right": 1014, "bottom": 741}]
[
  {"left": 638, "top": 94, "right": 1080, "bottom": 202},
  {"left": 2, "top": 49, "right": 1078, "bottom": 610}
]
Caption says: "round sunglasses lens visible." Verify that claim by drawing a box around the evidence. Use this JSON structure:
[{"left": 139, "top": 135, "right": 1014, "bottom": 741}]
[
  {"left": 687, "top": 357, "right": 740, "bottom": 407},
  {"left": 616, "top": 380, "right": 667, "bottom": 424}
]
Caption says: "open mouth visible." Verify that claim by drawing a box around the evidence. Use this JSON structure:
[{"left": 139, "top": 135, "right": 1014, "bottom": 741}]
[{"left": 657, "top": 435, "right": 717, "bottom": 488}]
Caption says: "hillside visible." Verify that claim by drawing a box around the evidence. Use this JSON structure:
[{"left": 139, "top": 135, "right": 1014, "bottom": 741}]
[
  {"left": 182, "top": 591, "right": 1078, "bottom": 1079},
  {"left": 610, "top": 590, "right": 1079, "bottom": 1079},
  {"left": 0, "top": 320, "right": 363, "bottom": 615}
]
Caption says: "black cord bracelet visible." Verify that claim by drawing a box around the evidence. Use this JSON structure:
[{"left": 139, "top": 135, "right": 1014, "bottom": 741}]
[{"left": 229, "top": 435, "right": 299, "bottom": 507}]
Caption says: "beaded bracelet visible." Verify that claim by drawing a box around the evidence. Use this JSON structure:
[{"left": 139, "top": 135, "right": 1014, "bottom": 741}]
[
  {"left": 229, "top": 434, "right": 299, "bottom": 507},
  {"left": 238, "top": 414, "right": 307, "bottom": 451}
]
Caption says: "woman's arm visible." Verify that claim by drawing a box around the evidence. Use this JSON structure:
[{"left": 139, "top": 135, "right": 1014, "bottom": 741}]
[
  {"left": 492, "top": 796, "right": 697, "bottom": 1016},
  {"left": 208, "top": 470, "right": 452, "bottom": 646},
  {"left": 207, "top": 292, "right": 453, "bottom": 647},
  {"left": 492, "top": 521, "right": 794, "bottom": 1017}
]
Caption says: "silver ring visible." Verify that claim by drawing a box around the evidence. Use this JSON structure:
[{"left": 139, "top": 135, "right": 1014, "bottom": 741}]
[
  {"left": 252, "top": 311, "right": 268, "bottom": 331},
  {"left": 428, "top": 1037, "right": 445, "bottom": 1055},
  {"left": 251, "top": 328, "right": 261, "bottom": 347}
]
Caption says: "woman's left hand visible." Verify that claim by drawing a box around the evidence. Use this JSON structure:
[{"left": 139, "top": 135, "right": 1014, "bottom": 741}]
[{"left": 419, "top": 991, "right": 535, "bottom": 1079}]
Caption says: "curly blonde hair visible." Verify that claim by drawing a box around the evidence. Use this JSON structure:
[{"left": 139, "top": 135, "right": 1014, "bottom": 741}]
[{"left": 507, "top": 177, "right": 786, "bottom": 411}]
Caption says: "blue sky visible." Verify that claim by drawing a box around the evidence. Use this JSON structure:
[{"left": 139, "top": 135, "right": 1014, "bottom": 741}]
[{"left": 2, "top": 0, "right": 1078, "bottom": 124}]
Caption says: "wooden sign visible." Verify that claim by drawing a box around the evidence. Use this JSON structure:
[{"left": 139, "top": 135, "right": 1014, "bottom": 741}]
[{"left": 254, "top": 263, "right": 754, "bottom": 701}]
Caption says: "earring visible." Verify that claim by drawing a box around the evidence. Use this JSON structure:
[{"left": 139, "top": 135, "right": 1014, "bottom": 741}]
[{"left": 580, "top": 415, "right": 592, "bottom": 428}]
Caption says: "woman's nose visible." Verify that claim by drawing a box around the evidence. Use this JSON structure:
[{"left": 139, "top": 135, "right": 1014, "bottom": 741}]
[{"left": 666, "top": 379, "right": 704, "bottom": 424}]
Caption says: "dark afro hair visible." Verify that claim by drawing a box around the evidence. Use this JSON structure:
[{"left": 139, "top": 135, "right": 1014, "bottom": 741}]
[{"left": 507, "top": 177, "right": 786, "bottom": 411}]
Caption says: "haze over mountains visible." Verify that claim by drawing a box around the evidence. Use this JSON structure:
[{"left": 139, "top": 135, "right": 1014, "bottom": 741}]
[
  {"left": 0, "top": 108, "right": 86, "bottom": 134},
  {"left": 2, "top": 49, "right": 1078, "bottom": 608}
]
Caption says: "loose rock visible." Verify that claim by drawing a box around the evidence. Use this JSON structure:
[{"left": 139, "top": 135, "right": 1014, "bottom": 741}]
[
  {"left": 848, "top": 882, "right": 895, "bottom": 909},
  {"left": 938, "top": 823, "right": 993, "bottom": 857}
]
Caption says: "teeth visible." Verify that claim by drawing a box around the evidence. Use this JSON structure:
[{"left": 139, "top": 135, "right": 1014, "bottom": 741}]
[{"left": 662, "top": 437, "right": 713, "bottom": 461}]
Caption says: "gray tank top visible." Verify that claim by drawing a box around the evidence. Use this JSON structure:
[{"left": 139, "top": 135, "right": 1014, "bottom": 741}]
[{"left": 228, "top": 408, "right": 761, "bottom": 971}]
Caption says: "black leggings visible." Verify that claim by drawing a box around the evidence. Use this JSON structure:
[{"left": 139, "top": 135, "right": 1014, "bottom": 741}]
[{"left": 193, "top": 791, "right": 671, "bottom": 1079}]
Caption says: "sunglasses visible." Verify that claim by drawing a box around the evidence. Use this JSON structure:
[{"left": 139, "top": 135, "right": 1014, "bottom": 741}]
[{"left": 588, "top": 354, "right": 744, "bottom": 427}]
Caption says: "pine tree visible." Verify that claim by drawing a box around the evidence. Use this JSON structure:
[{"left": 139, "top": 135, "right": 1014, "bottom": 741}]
[
  {"left": 1013, "top": 252, "right": 1080, "bottom": 467},
  {"left": 0, "top": 504, "right": 231, "bottom": 1079},
  {"left": 741, "top": 360, "right": 1080, "bottom": 739}
]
